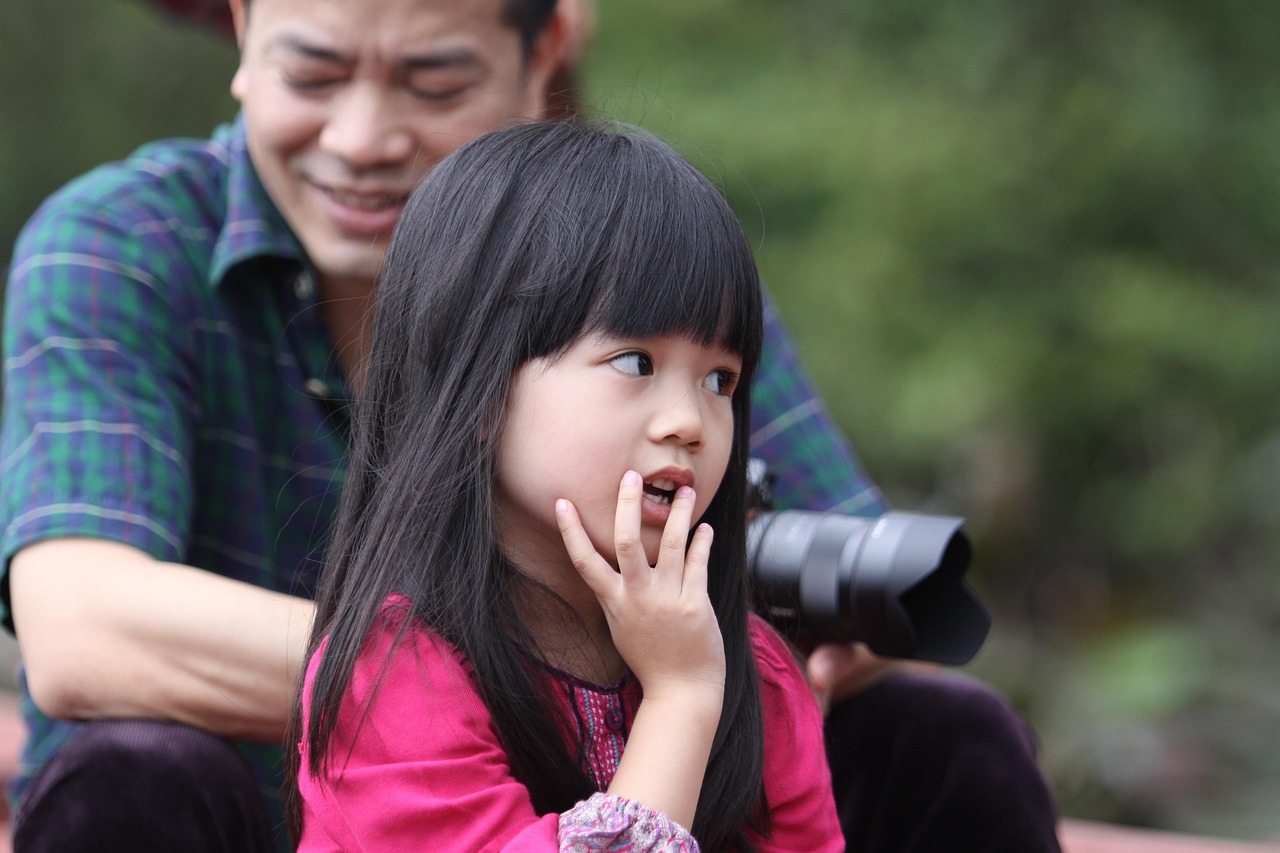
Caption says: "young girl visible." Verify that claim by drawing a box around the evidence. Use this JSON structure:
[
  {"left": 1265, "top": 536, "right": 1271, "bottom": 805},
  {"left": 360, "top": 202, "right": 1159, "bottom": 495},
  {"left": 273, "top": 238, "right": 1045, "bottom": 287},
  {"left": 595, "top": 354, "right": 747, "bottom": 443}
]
[{"left": 291, "top": 121, "right": 842, "bottom": 852}]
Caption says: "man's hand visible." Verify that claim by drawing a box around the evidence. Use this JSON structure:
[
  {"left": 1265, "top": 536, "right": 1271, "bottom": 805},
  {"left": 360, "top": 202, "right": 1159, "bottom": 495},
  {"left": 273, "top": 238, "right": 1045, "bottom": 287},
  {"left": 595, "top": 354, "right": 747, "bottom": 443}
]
[{"left": 805, "top": 642, "right": 935, "bottom": 714}]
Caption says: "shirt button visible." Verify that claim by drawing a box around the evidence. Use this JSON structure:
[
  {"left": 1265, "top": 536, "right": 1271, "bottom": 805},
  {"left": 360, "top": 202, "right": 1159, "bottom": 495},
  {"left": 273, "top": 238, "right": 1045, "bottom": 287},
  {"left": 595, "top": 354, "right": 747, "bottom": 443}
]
[
  {"left": 294, "top": 271, "right": 316, "bottom": 300},
  {"left": 604, "top": 708, "right": 624, "bottom": 732}
]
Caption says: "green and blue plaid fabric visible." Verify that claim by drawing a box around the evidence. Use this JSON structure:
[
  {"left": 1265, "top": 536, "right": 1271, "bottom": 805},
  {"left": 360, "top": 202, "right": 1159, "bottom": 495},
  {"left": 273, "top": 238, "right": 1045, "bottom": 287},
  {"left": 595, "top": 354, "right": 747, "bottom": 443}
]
[{"left": 1, "top": 118, "right": 349, "bottom": 840}]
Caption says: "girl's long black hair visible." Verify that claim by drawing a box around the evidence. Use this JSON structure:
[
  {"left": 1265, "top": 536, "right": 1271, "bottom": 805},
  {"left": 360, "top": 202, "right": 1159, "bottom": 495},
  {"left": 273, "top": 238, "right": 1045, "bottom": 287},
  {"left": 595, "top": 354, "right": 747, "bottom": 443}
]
[{"left": 292, "top": 121, "right": 767, "bottom": 851}]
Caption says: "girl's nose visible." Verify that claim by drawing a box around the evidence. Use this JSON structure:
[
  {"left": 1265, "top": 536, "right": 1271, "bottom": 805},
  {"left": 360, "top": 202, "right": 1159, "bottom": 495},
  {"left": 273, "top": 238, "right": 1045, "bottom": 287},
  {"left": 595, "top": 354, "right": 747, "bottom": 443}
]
[
  {"left": 318, "top": 85, "right": 415, "bottom": 169},
  {"left": 649, "top": 389, "right": 706, "bottom": 450}
]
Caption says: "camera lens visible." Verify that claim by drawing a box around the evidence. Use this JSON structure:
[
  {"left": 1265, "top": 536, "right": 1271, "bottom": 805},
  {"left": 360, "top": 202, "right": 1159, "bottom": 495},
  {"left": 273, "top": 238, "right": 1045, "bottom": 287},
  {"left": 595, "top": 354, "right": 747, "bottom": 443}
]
[{"left": 747, "top": 510, "right": 990, "bottom": 664}]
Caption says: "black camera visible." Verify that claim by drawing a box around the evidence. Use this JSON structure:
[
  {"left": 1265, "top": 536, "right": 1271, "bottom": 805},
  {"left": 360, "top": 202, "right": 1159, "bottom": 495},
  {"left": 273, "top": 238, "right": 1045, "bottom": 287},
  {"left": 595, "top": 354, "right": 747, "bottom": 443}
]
[{"left": 746, "top": 459, "right": 991, "bottom": 665}]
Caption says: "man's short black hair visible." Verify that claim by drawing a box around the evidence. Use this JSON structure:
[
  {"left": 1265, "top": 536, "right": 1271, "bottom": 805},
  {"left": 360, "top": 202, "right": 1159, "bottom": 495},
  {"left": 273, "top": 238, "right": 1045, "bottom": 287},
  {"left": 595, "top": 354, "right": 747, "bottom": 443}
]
[{"left": 503, "top": 0, "right": 558, "bottom": 56}]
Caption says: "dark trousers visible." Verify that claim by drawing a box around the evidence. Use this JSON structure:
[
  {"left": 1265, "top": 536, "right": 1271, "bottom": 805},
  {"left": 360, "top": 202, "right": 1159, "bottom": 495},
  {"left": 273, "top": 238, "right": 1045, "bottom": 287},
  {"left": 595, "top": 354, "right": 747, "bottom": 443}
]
[
  {"left": 12, "top": 672, "right": 1060, "bottom": 852},
  {"left": 826, "top": 670, "right": 1063, "bottom": 852},
  {"left": 11, "top": 719, "right": 274, "bottom": 852}
]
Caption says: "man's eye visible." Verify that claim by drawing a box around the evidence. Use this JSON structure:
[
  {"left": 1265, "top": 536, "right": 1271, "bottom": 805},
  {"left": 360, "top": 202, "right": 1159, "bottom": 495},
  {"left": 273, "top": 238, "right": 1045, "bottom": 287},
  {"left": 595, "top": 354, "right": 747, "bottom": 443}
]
[
  {"left": 407, "top": 82, "right": 470, "bottom": 103},
  {"left": 408, "top": 87, "right": 467, "bottom": 104},
  {"left": 282, "top": 73, "right": 342, "bottom": 93},
  {"left": 610, "top": 352, "right": 653, "bottom": 377},
  {"left": 703, "top": 368, "right": 739, "bottom": 397},
  {"left": 404, "top": 71, "right": 474, "bottom": 103}
]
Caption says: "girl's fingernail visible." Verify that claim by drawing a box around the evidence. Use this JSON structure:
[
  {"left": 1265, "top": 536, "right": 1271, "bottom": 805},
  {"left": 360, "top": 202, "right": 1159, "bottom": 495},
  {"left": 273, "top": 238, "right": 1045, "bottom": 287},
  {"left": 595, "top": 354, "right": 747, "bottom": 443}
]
[
  {"left": 676, "top": 486, "right": 694, "bottom": 500},
  {"left": 622, "top": 470, "right": 641, "bottom": 487},
  {"left": 555, "top": 499, "right": 570, "bottom": 516}
]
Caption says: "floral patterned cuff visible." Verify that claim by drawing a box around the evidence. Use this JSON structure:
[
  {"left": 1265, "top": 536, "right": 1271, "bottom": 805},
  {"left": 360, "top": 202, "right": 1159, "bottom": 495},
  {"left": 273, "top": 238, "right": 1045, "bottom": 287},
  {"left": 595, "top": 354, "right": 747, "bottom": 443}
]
[{"left": 558, "top": 791, "right": 699, "bottom": 852}]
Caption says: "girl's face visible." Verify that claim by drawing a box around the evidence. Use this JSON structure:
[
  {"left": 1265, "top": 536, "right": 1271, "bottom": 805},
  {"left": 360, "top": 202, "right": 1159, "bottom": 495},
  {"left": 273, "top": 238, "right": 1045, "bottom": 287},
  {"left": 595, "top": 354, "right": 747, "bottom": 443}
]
[{"left": 495, "top": 332, "right": 741, "bottom": 577}]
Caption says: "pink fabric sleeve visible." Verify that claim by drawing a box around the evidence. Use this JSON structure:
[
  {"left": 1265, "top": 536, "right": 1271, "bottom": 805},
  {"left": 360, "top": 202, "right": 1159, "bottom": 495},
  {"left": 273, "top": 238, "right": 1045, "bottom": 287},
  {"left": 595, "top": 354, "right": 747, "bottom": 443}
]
[
  {"left": 295, "top": 604, "right": 698, "bottom": 853},
  {"left": 748, "top": 616, "right": 846, "bottom": 852}
]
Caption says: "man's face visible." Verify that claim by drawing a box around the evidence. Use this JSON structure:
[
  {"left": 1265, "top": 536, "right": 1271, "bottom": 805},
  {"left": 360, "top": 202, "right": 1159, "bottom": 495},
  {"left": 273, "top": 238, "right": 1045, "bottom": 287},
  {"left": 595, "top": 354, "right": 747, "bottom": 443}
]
[{"left": 230, "top": 0, "right": 558, "bottom": 290}]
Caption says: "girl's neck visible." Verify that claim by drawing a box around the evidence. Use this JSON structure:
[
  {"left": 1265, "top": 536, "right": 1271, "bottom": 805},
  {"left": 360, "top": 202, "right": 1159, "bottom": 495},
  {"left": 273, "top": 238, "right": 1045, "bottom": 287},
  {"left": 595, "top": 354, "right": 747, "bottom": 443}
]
[
  {"left": 522, "top": 603, "right": 625, "bottom": 687},
  {"left": 504, "top": 538, "right": 625, "bottom": 685}
]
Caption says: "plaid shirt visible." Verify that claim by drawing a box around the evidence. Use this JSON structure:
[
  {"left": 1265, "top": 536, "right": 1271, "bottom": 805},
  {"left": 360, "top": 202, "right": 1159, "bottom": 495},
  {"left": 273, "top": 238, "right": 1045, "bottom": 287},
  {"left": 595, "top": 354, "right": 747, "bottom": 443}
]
[
  {"left": 1, "top": 116, "right": 882, "bottom": 846},
  {"left": 1, "top": 118, "right": 349, "bottom": 844}
]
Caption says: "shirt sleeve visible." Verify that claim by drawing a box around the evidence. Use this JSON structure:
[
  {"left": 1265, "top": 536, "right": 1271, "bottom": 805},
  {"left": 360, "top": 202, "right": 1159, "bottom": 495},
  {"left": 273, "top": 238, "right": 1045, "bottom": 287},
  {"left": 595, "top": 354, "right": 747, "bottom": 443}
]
[
  {"left": 749, "top": 289, "right": 887, "bottom": 516},
  {"left": 1, "top": 186, "right": 201, "bottom": 625},
  {"left": 748, "top": 616, "right": 846, "bottom": 852},
  {"left": 558, "top": 793, "right": 697, "bottom": 852},
  {"left": 296, "top": 607, "right": 698, "bottom": 853}
]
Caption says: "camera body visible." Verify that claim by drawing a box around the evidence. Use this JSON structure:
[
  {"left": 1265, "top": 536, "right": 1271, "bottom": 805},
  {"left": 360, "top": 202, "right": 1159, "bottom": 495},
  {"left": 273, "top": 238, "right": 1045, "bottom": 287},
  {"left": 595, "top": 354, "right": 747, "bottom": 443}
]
[{"left": 746, "top": 460, "right": 991, "bottom": 665}]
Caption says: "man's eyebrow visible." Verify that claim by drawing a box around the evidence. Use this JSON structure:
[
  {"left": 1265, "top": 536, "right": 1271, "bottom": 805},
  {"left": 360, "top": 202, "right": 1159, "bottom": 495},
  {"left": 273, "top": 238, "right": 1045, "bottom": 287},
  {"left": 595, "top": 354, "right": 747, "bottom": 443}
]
[
  {"left": 401, "top": 47, "right": 484, "bottom": 72},
  {"left": 274, "top": 34, "right": 348, "bottom": 63},
  {"left": 272, "top": 35, "right": 483, "bottom": 72}
]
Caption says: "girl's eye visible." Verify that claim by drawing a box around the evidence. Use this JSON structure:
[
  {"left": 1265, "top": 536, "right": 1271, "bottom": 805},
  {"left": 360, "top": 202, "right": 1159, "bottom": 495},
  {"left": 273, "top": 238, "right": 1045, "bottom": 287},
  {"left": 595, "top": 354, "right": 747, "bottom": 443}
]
[
  {"left": 704, "top": 368, "right": 739, "bottom": 397},
  {"left": 610, "top": 352, "right": 654, "bottom": 377}
]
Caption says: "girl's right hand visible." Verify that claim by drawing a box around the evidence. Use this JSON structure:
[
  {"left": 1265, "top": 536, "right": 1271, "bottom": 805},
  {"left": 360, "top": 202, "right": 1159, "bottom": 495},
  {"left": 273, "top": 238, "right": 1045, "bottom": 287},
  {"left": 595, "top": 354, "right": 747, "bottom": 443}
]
[
  {"left": 555, "top": 470, "right": 726, "bottom": 703},
  {"left": 558, "top": 471, "right": 725, "bottom": 830}
]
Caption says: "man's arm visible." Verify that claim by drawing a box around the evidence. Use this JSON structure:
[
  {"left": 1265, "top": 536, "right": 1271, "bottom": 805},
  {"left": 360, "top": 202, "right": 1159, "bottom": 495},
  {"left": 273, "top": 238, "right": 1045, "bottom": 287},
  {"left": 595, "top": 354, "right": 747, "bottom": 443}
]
[
  {"left": 1, "top": 157, "right": 325, "bottom": 741},
  {"left": 10, "top": 538, "right": 313, "bottom": 742}
]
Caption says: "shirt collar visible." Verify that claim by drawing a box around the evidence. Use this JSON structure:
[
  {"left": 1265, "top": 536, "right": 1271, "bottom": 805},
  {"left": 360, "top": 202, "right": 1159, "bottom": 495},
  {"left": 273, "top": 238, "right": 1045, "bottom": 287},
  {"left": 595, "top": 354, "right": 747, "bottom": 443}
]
[{"left": 208, "top": 114, "right": 308, "bottom": 289}]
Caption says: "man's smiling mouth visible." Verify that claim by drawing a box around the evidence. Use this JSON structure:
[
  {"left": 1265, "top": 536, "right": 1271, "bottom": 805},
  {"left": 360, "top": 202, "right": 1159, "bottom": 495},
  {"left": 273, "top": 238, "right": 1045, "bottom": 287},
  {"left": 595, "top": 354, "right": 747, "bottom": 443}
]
[{"left": 318, "top": 185, "right": 410, "bottom": 211}]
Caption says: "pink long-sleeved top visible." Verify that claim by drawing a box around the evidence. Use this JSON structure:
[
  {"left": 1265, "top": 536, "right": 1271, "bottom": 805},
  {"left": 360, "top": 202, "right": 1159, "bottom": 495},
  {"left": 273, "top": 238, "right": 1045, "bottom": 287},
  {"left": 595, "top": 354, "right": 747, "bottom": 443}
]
[{"left": 297, "top": 600, "right": 843, "bottom": 852}]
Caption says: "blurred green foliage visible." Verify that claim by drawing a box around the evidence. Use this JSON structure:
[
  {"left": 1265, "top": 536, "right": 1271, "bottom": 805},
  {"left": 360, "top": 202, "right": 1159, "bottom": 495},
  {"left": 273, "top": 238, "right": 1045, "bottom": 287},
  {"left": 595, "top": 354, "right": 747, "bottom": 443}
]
[
  {"left": 583, "top": 1, "right": 1280, "bottom": 838},
  {"left": 1, "top": 0, "right": 1277, "bottom": 840}
]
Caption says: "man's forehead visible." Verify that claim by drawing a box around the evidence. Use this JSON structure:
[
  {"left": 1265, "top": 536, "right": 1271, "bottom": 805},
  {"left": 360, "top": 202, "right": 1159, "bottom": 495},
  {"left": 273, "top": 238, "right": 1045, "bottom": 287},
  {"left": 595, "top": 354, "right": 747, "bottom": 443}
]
[
  {"left": 271, "top": 32, "right": 488, "bottom": 72},
  {"left": 248, "top": 0, "right": 515, "bottom": 38},
  {"left": 244, "top": 0, "right": 529, "bottom": 70}
]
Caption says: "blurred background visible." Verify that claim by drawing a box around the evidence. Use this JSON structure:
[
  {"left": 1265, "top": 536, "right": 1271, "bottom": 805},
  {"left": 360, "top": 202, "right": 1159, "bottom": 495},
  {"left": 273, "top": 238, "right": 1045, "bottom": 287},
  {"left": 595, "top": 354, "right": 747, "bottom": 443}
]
[{"left": 0, "top": 0, "right": 1277, "bottom": 841}]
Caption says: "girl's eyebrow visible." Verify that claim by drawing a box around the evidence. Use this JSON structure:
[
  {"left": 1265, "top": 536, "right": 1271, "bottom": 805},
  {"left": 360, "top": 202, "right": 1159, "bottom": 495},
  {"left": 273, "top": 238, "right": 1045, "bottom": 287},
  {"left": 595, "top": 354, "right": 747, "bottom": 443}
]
[{"left": 273, "top": 34, "right": 483, "bottom": 72}]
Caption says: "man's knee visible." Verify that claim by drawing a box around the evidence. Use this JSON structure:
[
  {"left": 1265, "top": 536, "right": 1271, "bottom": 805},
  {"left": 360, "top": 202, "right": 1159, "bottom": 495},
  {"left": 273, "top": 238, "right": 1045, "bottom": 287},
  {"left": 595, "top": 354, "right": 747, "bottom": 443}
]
[
  {"left": 14, "top": 719, "right": 272, "bottom": 852},
  {"left": 825, "top": 671, "right": 1061, "bottom": 852},
  {"left": 827, "top": 669, "right": 1039, "bottom": 765}
]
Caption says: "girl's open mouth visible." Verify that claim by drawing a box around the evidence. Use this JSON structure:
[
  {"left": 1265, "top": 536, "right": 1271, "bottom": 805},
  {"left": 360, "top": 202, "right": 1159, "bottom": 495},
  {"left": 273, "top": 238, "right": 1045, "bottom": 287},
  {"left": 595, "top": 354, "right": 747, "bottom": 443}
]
[{"left": 643, "top": 479, "right": 677, "bottom": 505}]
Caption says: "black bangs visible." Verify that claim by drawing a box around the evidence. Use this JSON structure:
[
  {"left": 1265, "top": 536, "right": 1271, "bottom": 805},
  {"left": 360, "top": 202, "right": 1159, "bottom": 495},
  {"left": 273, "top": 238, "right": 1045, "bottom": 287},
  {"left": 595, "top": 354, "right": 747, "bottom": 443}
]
[
  {"left": 495, "top": 125, "right": 764, "bottom": 374},
  {"left": 583, "top": 134, "right": 761, "bottom": 360}
]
